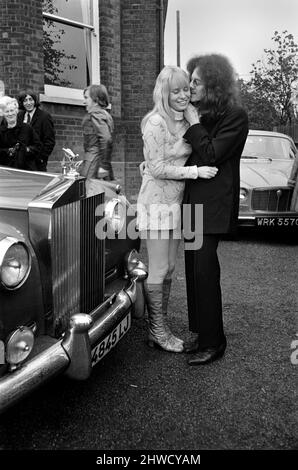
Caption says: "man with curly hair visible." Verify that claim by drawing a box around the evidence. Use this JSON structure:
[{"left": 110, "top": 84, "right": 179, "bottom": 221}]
[
  {"left": 17, "top": 89, "right": 55, "bottom": 171},
  {"left": 182, "top": 54, "right": 249, "bottom": 366}
]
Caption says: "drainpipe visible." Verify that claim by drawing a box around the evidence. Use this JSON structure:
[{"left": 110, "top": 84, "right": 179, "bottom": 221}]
[
  {"left": 176, "top": 10, "right": 180, "bottom": 67},
  {"left": 159, "top": 0, "right": 164, "bottom": 71}
]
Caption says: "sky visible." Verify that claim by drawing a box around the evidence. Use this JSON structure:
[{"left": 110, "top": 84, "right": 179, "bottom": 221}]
[{"left": 164, "top": 0, "right": 298, "bottom": 80}]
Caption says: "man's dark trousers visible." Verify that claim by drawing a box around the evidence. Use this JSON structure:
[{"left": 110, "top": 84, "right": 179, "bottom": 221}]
[{"left": 185, "top": 234, "right": 226, "bottom": 349}]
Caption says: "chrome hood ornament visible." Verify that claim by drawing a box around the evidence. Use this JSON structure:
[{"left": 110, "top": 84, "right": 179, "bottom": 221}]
[{"left": 61, "top": 148, "right": 83, "bottom": 178}]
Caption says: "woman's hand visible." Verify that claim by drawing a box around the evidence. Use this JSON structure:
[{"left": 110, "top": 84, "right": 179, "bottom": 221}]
[
  {"left": 8, "top": 143, "right": 20, "bottom": 157},
  {"left": 197, "top": 166, "right": 218, "bottom": 179},
  {"left": 184, "top": 104, "right": 200, "bottom": 126}
]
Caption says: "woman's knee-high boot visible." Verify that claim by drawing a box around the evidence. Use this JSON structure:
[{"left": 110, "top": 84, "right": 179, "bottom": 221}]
[
  {"left": 145, "top": 283, "right": 184, "bottom": 353},
  {"left": 162, "top": 279, "right": 184, "bottom": 346}
]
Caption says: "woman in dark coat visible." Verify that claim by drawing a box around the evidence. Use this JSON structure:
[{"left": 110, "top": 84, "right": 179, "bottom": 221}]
[
  {"left": 0, "top": 97, "right": 41, "bottom": 171},
  {"left": 182, "top": 54, "right": 249, "bottom": 366}
]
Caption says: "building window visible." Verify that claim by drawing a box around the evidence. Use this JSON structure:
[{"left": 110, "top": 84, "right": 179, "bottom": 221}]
[{"left": 42, "top": 0, "right": 99, "bottom": 101}]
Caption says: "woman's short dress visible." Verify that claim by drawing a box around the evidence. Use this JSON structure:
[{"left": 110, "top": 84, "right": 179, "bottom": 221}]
[{"left": 137, "top": 112, "right": 198, "bottom": 232}]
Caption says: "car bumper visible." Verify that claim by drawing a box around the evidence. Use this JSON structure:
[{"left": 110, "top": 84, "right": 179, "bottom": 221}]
[{"left": 0, "top": 275, "right": 146, "bottom": 414}]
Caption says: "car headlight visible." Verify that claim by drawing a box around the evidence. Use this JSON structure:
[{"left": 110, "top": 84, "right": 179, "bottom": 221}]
[
  {"left": 239, "top": 188, "right": 248, "bottom": 202},
  {"left": 125, "top": 249, "right": 148, "bottom": 281},
  {"left": 125, "top": 249, "right": 140, "bottom": 273},
  {"left": 105, "top": 198, "right": 126, "bottom": 234},
  {"left": 0, "top": 237, "right": 31, "bottom": 289},
  {"left": 6, "top": 326, "right": 34, "bottom": 368}
]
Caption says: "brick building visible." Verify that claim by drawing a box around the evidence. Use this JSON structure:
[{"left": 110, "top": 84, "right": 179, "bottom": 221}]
[{"left": 0, "top": 0, "right": 168, "bottom": 201}]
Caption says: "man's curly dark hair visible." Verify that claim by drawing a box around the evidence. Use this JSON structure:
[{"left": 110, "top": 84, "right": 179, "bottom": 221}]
[
  {"left": 187, "top": 54, "right": 241, "bottom": 121},
  {"left": 17, "top": 89, "right": 40, "bottom": 111}
]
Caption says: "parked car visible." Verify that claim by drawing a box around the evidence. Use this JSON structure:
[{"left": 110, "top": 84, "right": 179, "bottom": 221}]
[
  {"left": 0, "top": 156, "right": 147, "bottom": 413},
  {"left": 239, "top": 130, "right": 298, "bottom": 228}
]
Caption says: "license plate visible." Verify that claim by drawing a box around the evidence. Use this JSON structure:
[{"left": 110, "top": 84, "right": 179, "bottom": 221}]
[
  {"left": 256, "top": 216, "right": 298, "bottom": 227},
  {"left": 91, "top": 313, "right": 131, "bottom": 367}
]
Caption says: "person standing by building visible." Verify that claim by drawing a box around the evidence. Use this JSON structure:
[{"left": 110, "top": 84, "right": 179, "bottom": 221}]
[
  {"left": 182, "top": 54, "right": 249, "bottom": 366},
  {"left": 0, "top": 96, "right": 11, "bottom": 127},
  {"left": 17, "top": 89, "right": 55, "bottom": 171},
  {"left": 80, "top": 84, "right": 115, "bottom": 181},
  {"left": 0, "top": 96, "right": 41, "bottom": 170},
  {"left": 137, "top": 66, "right": 218, "bottom": 353}
]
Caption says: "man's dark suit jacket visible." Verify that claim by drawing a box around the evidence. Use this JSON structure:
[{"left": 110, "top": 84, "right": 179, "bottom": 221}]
[
  {"left": 183, "top": 105, "right": 249, "bottom": 234},
  {"left": 18, "top": 108, "right": 55, "bottom": 171}
]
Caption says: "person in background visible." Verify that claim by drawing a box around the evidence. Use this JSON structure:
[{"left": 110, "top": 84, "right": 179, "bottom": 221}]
[
  {"left": 0, "top": 96, "right": 11, "bottom": 127},
  {"left": 182, "top": 54, "right": 249, "bottom": 366},
  {"left": 17, "top": 89, "right": 55, "bottom": 171},
  {"left": 137, "top": 66, "right": 218, "bottom": 353},
  {"left": 80, "top": 84, "right": 115, "bottom": 180},
  {"left": 0, "top": 96, "right": 41, "bottom": 170}
]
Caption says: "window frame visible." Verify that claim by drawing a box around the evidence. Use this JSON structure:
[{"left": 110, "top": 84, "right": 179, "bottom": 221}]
[{"left": 41, "top": 0, "right": 100, "bottom": 104}]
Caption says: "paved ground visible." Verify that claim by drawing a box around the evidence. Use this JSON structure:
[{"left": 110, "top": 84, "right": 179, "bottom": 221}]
[{"left": 0, "top": 230, "right": 297, "bottom": 451}]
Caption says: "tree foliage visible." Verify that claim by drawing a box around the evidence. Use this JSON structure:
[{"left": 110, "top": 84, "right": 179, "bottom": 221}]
[
  {"left": 42, "top": 0, "right": 77, "bottom": 87},
  {"left": 240, "top": 30, "right": 298, "bottom": 128},
  {"left": 238, "top": 79, "right": 278, "bottom": 130}
]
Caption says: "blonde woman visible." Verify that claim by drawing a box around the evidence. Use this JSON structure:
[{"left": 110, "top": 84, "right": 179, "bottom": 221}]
[{"left": 137, "top": 66, "right": 218, "bottom": 353}]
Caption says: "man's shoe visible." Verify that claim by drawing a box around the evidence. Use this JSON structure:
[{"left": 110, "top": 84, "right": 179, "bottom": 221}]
[
  {"left": 187, "top": 342, "right": 226, "bottom": 366},
  {"left": 184, "top": 336, "right": 199, "bottom": 354}
]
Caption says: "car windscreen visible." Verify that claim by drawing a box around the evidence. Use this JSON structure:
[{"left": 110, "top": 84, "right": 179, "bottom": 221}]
[{"left": 241, "top": 135, "right": 294, "bottom": 160}]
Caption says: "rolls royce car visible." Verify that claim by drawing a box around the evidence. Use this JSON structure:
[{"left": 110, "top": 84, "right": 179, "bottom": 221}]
[
  {"left": 239, "top": 130, "right": 298, "bottom": 228},
  {"left": 0, "top": 159, "right": 147, "bottom": 413}
]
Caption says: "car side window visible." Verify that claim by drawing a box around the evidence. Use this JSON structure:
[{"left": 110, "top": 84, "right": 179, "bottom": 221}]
[{"left": 290, "top": 145, "right": 297, "bottom": 159}]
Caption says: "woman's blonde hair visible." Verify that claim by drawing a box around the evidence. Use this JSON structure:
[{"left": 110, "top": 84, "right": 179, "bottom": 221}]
[{"left": 141, "top": 66, "right": 190, "bottom": 134}]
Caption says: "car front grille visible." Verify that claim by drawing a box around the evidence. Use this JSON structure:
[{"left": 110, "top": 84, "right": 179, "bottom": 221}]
[
  {"left": 51, "top": 193, "right": 105, "bottom": 327},
  {"left": 251, "top": 187, "right": 293, "bottom": 212}
]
